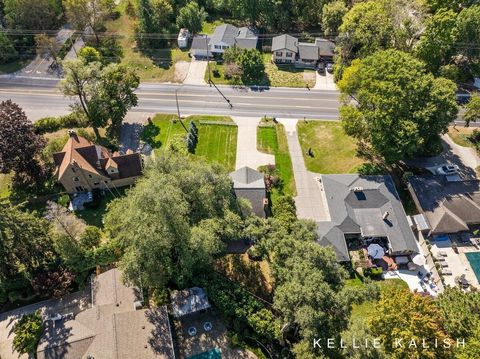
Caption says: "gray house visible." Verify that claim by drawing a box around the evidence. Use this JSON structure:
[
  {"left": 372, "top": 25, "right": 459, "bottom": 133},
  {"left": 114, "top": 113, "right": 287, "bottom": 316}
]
[
  {"left": 408, "top": 176, "right": 480, "bottom": 235},
  {"left": 230, "top": 166, "right": 267, "bottom": 217},
  {"left": 271, "top": 35, "right": 335, "bottom": 68},
  {"left": 190, "top": 24, "right": 258, "bottom": 58},
  {"left": 317, "top": 175, "right": 419, "bottom": 262}
]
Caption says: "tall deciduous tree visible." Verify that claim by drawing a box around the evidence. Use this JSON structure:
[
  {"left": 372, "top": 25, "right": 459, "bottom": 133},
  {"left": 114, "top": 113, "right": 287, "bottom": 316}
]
[
  {"left": 12, "top": 311, "right": 43, "bottom": 356},
  {"left": 35, "top": 33, "right": 61, "bottom": 64},
  {"left": 104, "top": 154, "right": 235, "bottom": 289},
  {"left": 456, "top": 5, "right": 480, "bottom": 76},
  {"left": 321, "top": 0, "right": 348, "bottom": 37},
  {"left": 415, "top": 9, "right": 458, "bottom": 73},
  {"left": 63, "top": 0, "right": 112, "bottom": 44},
  {"left": 368, "top": 289, "right": 453, "bottom": 358},
  {"left": 0, "top": 32, "right": 18, "bottom": 64},
  {"left": 176, "top": 1, "right": 207, "bottom": 34},
  {"left": 339, "top": 49, "right": 458, "bottom": 163},
  {"left": 0, "top": 100, "right": 47, "bottom": 185},
  {"left": 4, "top": 0, "right": 60, "bottom": 31},
  {"left": 60, "top": 58, "right": 139, "bottom": 139}
]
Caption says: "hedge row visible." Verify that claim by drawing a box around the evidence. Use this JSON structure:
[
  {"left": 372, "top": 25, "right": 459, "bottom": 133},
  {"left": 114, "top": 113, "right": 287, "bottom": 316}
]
[{"left": 34, "top": 113, "right": 87, "bottom": 134}]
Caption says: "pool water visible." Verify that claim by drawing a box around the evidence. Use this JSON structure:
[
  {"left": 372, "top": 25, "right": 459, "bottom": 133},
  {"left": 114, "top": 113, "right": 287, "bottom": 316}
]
[
  {"left": 187, "top": 348, "right": 221, "bottom": 359},
  {"left": 465, "top": 252, "right": 480, "bottom": 282}
]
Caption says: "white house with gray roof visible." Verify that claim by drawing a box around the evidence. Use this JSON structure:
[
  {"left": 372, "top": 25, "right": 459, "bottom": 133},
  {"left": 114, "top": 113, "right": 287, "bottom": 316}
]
[
  {"left": 271, "top": 34, "right": 335, "bottom": 68},
  {"left": 317, "top": 175, "right": 419, "bottom": 262},
  {"left": 190, "top": 24, "right": 258, "bottom": 58}
]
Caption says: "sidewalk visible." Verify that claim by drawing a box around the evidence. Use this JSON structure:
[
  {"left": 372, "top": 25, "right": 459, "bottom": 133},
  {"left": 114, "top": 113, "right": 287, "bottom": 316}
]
[
  {"left": 65, "top": 37, "right": 85, "bottom": 60},
  {"left": 277, "top": 118, "right": 329, "bottom": 221}
]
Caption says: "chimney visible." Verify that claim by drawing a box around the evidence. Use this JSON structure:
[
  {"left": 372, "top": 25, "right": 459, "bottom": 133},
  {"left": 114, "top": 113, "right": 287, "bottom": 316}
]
[
  {"left": 382, "top": 211, "right": 390, "bottom": 220},
  {"left": 67, "top": 129, "right": 77, "bottom": 137}
]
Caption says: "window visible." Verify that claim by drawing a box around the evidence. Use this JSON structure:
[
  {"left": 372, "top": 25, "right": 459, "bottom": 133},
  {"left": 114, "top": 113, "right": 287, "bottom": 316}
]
[
  {"left": 275, "top": 51, "right": 282, "bottom": 57},
  {"left": 73, "top": 177, "right": 79, "bottom": 182},
  {"left": 286, "top": 52, "right": 293, "bottom": 58},
  {"left": 222, "top": 45, "right": 228, "bottom": 49},
  {"left": 71, "top": 168, "right": 76, "bottom": 173},
  {"left": 88, "top": 174, "right": 93, "bottom": 178},
  {"left": 214, "top": 45, "right": 220, "bottom": 49},
  {"left": 93, "top": 182, "right": 100, "bottom": 186}
]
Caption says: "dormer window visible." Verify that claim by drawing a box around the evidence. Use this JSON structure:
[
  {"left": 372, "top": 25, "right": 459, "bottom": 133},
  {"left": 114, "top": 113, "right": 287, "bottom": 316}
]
[
  {"left": 73, "top": 177, "right": 79, "bottom": 182},
  {"left": 71, "top": 167, "right": 76, "bottom": 173},
  {"left": 88, "top": 174, "right": 93, "bottom": 178}
]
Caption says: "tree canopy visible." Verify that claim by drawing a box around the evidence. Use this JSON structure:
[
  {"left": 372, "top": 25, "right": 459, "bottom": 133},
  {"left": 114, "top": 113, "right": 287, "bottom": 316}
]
[
  {"left": 339, "top": 49, "right": 458, "bottom": 163},
  {"left": 60, "top": 58, "right": 139, "bottom": 139},
  {"left": 368, "top": 288, "right": 453, "bottom": 359},
  {"left": 12, "top": 311, "right": 43, "bottom": 356},
  {"left": 176, "top": 1, "right": 207, "bottom": 34},
  {"left": 104, "top": 154, "right": 236, "bottom": 289}
]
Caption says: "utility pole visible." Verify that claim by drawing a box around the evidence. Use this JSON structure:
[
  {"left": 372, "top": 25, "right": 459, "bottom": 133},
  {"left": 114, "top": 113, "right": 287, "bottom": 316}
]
[
  {"left": 205, "top": 34, "right": 211, "bottom": 87},
  {"left": 209, "top": 80, "right": 232, "bottom": 108},
  {"left": 175, "top": 89, "right": 188, "bottom": 133}
]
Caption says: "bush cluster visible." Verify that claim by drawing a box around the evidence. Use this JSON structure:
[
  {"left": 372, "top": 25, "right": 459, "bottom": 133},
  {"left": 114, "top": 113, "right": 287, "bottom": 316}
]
[{"left": 34, "top": 113, "right": 87, "bottom": 134}]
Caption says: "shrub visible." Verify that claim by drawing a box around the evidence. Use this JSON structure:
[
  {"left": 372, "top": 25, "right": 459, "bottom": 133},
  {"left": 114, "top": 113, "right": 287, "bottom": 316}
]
[
  {"left": 58, "top": 194, "right": 70, "bottom": 207},
  {"left": 34, "top": 113, "right": 87, "bottom": 134}
]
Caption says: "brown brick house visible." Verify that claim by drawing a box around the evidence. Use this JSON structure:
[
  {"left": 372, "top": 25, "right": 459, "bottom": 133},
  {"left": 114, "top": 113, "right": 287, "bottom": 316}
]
[{"left": 53, "top": 130, "right": 143, "bottom": 194}]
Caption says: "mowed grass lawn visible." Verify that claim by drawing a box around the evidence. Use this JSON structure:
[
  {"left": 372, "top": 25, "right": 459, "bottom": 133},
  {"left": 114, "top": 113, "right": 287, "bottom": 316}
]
[
  {"left": 257, "top": 123, "right": 296, "bottom": 196},
  {"left": 206, "top": 53, "right": 316, "bottom": 88},
  {"left": 297, "top": 120, "right": 364, "bottom": 173},
  {"left": 145, "top": 114, "right": 237, "bottom": 171},
  {"left": 106, "top": 3, "right": 190, "bottom": 82}
]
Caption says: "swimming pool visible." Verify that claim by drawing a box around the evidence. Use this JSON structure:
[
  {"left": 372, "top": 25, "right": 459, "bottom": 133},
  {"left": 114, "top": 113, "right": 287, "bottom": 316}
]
[
  {"left": 187, "top": 348, "right": 221, "bottom": 359},
  {"left": 465, "top": 252, "right": 480, "bottom": 282}
]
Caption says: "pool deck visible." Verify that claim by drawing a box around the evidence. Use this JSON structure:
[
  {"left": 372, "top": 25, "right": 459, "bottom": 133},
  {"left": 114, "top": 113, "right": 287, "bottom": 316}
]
[{"left": 431, "top": 238, "right": 480, "bottom": 289}]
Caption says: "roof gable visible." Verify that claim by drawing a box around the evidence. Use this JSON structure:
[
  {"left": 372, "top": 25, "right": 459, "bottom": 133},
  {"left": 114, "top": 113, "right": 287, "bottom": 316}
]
[{"left": 230, "top": 166, "right": 265, "bottom": 189}]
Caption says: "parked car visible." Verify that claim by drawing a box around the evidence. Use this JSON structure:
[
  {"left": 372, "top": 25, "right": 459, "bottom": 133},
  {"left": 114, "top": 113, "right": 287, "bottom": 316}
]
[
  {"left": 436, "top": 164, "right": 459, "bottom": 175},
  {"left": 317, "top": 62, "right": 325, "bottom": 74},
  {"left": 326, "top": 63, "right": 334, "bottom": 73}
]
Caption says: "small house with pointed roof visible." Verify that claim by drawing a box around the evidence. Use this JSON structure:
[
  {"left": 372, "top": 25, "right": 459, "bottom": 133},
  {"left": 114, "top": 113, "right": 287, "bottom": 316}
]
[
  {"left": 53, "top": 130, "right": 143, "bottom": 193},
  {"left": 230, "top": 166, "right": 267, "bottom": 217}
]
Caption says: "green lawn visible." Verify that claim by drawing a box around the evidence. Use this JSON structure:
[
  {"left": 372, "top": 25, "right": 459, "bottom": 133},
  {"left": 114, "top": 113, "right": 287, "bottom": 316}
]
[
  {"left": 144, "top": 114, "right": 237, "bottom": 171},
  {"left": 448, "top": 126, "right": 476, "bottom": 149},
  {"left": 76, "top": 191, "right": 121, "bottom": 228},
  {"left": 206, "top": 53, "right": 316, "bottom": 88},
  {"left": 257, "top": 122, "right": 296, "bottom": 196},
  {"left": 202, "top": 20, "right": 224, "bottom": 34},
  {"left": 105, "top": 3, "right": 190, "bottom": 82},
  {"left": 297, "top": 120, "right": 364, "bottom": 174}
]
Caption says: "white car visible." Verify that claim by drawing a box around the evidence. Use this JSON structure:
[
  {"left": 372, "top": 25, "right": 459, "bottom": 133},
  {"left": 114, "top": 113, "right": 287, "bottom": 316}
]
[{"left": 436, "top": 164, "right": 459, "bottom": 175}]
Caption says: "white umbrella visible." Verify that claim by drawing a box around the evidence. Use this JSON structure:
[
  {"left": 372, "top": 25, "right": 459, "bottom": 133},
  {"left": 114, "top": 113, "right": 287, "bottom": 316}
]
[
  {"left": 412, "top": 253, "right": 426, "bottom": 266},
  {"left": 367, "top": 243, "right": 385, "bottom": 259}
]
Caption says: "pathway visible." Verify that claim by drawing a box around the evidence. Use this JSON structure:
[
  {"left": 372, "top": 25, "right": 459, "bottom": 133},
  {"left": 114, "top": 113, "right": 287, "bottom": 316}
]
[
  {"left": 313, "top": 71, "right": 336, "bottom": 90},
  {"left": 183, "top": 59, "right": 208, "bottom": 85},
  {"left": 232, "top": 116, "right": 274, "bottom": 170},
  {"left": 277, "top": 118, "right": 329, "bottom": 221},
  {"left": 64, "top": 37, "right": 85, "bottom": 60}
]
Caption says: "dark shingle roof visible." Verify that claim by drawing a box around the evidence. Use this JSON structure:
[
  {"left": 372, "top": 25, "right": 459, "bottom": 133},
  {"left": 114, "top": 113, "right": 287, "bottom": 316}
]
[
  {"left": 297, "top": 42, "right": 319, "bottom": 60},
  {"left": 272, "top": 34, "right": 298, "bottom": 52},
  {"left": 191, "top": 35, "right": 210, "bottom": 50},
  {"left": 211, "top": 24, "right": 239, "bottom": 46},
  {"left": 317, "top": 175, "right": 418, "bottom": 261},
  {"left": 315, "top": 38, "right": 335, "bottom": 57},
  {"left": 230, "top": 166, "right": 265, "bottom": 189},
  {"left": 409, "top": 176, "right": 480, "bottom": 234}
]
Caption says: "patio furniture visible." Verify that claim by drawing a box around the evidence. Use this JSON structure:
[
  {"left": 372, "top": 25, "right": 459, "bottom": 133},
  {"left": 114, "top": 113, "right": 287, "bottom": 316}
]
[
  {"left": 188, "top": 326, "right": 197, "bottom": 336},
  {"left": 204, "top": 322, "right": 212, "bottom": 331},
  {"left": 367, "top": 244, "right": 385, "bottom": 259},
  {"left": 442, "top": 269, "right": 453, "bottom": 275},
  {"left": 440, "top": 262, "right": 449, "bottom": 268},
  {"left": 412, "top": 253, "right": 426, "bottom": 266},
  {"left": 438, "top": 251, "right": 448, "bottom": 257},
  {"left": 436, "top": 256, "right": 446, "bottom": 262}
]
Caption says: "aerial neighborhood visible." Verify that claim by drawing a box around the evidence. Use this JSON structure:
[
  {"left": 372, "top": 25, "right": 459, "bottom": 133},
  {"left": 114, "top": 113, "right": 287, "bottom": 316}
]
[{"left": 1, "top": 0, "right": 480, "bottom": 358}]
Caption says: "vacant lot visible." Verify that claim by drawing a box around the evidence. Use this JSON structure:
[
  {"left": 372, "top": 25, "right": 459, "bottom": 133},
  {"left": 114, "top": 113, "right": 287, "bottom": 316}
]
[
  {"left": 144, "top": 114, "right": 237, "bottom": 171},
  {"left": 106, "top": 6, "right": 190, "bottom": 82},
  {"left": 257, "top": 122, "right": 295, "bottom": 196},
  {"left": 297, "top": 120, "right": 364, "bottom": 173}
]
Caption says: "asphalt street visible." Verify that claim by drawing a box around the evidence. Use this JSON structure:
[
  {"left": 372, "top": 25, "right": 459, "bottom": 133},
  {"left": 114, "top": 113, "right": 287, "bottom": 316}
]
[{"left": 0, "top": 79, "right": 341, "bottom": 121}]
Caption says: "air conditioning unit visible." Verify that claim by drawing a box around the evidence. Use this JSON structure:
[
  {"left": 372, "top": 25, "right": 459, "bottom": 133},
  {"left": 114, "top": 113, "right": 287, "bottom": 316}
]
[{"left": 263, "top": 198, "right": 269, "bottom": 206}]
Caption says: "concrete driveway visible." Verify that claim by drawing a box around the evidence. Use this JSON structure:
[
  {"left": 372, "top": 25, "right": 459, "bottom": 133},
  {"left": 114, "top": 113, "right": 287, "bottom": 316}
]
[
  {"left": 183, "top": 59, "right": 208, "bottom": 85},
  {"left": 313, "top": 70, "right": 336, "bottom": 90},
  {"left": 277, "top": 118, "right": 329, "bottom": 221},
  {"left": 232, "top": 116, "right": 274, "bottom": 170},
  {"left": 407, "top": 134, "right": 480, "bottom": 180}
]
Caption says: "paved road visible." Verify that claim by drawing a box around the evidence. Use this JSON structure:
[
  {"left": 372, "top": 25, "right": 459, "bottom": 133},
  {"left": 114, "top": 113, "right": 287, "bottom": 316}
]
[{"left": 0, "top": 80, "right": 341, "bottom": 121}]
